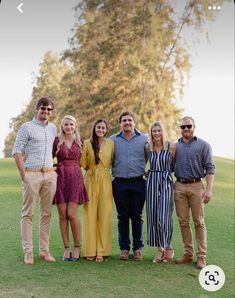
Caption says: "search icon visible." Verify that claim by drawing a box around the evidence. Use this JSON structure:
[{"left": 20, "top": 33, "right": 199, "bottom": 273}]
[
  {"left": 199, "top": 265, "right": 225, "bottom": 292},
  {"left": 209, "top": 274, "right": 216, "bottom": 282}
]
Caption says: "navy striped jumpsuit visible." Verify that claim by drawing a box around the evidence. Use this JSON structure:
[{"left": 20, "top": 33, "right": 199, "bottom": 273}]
[{"left": 146, "top": 149, "right": 174, "bottom": 247}]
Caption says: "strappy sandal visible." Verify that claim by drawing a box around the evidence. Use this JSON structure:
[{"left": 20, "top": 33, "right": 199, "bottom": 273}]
[
  {"left": 63, "top": 246, "right": 71, "bottom": 262},
  {"left": 86, "top": 256, "right": 96, "bottom": 261},
  {"left": 163, "top": 247, "right": 174, "bottom": 262},
  {"left": 70, "top": 246, "right": 80, "bottom": 262},
  {"left": 153, "top": 248, "right": 165, "bottom": 264},
  {"left": 95, "top": 256, "right": 104, "bottom": 263}
]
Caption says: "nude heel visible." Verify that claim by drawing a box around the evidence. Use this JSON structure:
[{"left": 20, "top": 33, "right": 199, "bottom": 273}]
[
  {"left": 163, "top": 247, "right": 174, "bottom": 262},
  {"left": 153, "top": 248, "right": 165, "bottom": 263}
]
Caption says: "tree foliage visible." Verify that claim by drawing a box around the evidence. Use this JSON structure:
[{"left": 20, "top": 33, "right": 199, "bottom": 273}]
[
  {"left": 4, "top": 51, "right": 71, "bottom": 157},
  {"left": 4, "top": 0, "right": 224, "bottom": 157},
  {"left": 62, "top": 0, "right": 224, "bottom": 137}
]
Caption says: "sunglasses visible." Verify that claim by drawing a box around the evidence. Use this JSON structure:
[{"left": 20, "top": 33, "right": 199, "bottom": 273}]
[
  {"left": 180, "top": 124, "right": 193, "bottom": 129},
  {"left": 40, "top": 106, "right": 53, "bottom": 112}
]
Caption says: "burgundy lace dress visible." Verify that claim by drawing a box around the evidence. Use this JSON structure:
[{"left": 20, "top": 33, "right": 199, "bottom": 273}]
[{"left": 53, "top": 137, "right": 88, "bottom": 205}]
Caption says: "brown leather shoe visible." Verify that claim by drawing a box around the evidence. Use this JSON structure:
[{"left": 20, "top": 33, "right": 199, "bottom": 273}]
[
  {"left": 40, "top": 252, "right": 56, "bottom": 263},
  {"left": 119, "top": 250, "right": 129, "bottom": 260},
  {"left": 196, "top": 257, "right": 206, "bottom": 269},
  {"left": 24, "top": 253, "right": 34, "bottom": 265},
  {"left": 175, "top": 254, "right": 193, "bottom": 264},
  {"left": 133, "top": 249, "right": 143, "bottom": 261}
]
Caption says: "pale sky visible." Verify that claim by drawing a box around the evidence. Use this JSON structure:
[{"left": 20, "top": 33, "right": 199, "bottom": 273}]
[{"left": 0, "top": 1, "right": 234, "bottom": 159}]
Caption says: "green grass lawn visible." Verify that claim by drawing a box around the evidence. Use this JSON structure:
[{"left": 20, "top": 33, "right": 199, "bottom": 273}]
[{"left": 0, "top": 157, "right": 234, "bottom": 298}]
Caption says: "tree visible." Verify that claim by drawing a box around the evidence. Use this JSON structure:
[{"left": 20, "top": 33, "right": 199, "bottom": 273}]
[
  {"left": 4, "top": 0, "right": 225, "bottom": 156},
  {"left": 4, "top": 51, "right": 71, "bottom": 157},
  {"left": 64, "top": 0, "right": 224, "bottom": 138}
]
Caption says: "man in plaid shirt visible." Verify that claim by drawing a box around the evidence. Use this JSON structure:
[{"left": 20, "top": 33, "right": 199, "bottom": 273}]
[{"left": 12, "top": 96, "right": 57, "bottom": 265}]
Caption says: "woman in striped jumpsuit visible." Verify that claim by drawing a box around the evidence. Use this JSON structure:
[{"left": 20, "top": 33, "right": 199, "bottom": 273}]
[{"left": 146, "top": 121, "right": 176, "bottom": 263}]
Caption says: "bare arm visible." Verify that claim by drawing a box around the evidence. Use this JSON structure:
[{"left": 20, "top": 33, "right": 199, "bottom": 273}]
[
  {"left": 13, "top": 153, "right": 26, "bottom": 180},
  {"left": 80, "top": 141, "right": 88, "bottom": 170},
  {"left": 144, "top": 142, "right": 149, "bottom": 163},
  {"left": 169, "top": 142, "right": 176, "bottom": 171},
  {"left": 170, "top": 142, "right": 176, "bottom": 159},
  {"left": 202, "top": 174, "right": 214, "bottom": 204}
]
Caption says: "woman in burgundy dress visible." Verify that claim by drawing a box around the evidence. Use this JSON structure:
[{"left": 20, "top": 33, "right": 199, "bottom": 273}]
[{"left": 53, "top": 115, "right": 88, "bottom": 261}]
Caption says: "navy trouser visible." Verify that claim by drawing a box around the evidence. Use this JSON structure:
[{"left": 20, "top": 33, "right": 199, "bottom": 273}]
[{"left": 112, "top": 178, "right": 146, "bottom": 251}]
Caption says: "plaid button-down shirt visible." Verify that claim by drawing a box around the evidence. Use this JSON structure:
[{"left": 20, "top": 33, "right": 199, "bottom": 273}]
[{"left": 12, "top": 117, "right": 57, "bottom": 168}]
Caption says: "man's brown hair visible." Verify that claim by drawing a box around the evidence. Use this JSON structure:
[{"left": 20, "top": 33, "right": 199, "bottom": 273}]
[
  {"left": 119, "top": 111, "right": 135, "bottom": 123},
  {"left": 36, "top": 96, "right": 54, "bottom": 110}
]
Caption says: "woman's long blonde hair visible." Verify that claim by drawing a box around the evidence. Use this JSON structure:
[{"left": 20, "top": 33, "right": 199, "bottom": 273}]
[
  {"left": 55, "top": 115, "right": 82, "bottom": 156},
  {"left": 149, "top": 121, "right": 169, "bottom": 152}
]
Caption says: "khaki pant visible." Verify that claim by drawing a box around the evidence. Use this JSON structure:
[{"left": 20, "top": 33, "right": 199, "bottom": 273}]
[
  {"left": 174, "top": 181, "right": 207, "bottom": 258},
  {"left": 21, "top": 171, "right": 57, "bottom": 254}
]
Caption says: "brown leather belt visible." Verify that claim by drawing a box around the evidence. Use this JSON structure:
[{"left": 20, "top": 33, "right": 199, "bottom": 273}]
[
  {"left": 177, "top": 178, "right": 201, "bottom": 184},
  {"left": 25, "top": 167, "right": 56, "bottom": 172}
]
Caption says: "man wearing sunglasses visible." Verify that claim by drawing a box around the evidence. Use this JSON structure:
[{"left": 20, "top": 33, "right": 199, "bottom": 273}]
[
  {"left": 174, "top": 116, "right": 215, "bottom": 269},
  {"left": 12, "top": 97, "right": 57, "bottom": 265}
]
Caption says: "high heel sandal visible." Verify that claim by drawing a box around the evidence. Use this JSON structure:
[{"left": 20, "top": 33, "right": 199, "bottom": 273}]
[
  {"left": 70, "top": 246, "right": 80, "bottom": 262},
  {"left": 95, "top": 256, "right": 104, "bottom": 263},
  {"left": 163, "top": 247, "right": 174, "bottom": 262},
  {"left": 86, "top": 257, "right": 96, "bottom": 261},
  {"left": 63, "top": 246, "right": 71, "bottom": 262},
  {"left": 153, "top": 248, "right": 165, "bottom": 264}
]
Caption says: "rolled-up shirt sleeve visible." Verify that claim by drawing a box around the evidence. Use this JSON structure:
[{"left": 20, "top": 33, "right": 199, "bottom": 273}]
[
  {"left": 203, "top": 143, "right": 215, "bottom": 175},
  {"left": 12, "top": 125, "right": 29, "bottom": 156}
]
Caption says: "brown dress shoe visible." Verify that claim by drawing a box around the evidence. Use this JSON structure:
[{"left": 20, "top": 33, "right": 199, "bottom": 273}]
[
  {"left": 24, "top": 253, "right": 34, "bottom": 265},
  {"left": 119, "top": 250, "right": 129, "bottom": 260},
  {"left": 175, "top": 254, "right": 193, "bottom": 264},
  {"left": 40, "top": 252, "right": 56, "bottom": 262},
  {"left": 196, "top": 257, "right": 206, "bottom": 269},
  {"left": 133, "top": 250, "right": 143, "bottom": 261}
]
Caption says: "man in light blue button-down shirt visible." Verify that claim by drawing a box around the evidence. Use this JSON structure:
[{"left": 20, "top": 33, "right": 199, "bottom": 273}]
[
  {"left": 12, "top": 97, "right": 57, "bottom": 265},
  {"left": 110, "top": 111, "right": 148, "bottom": 261}
]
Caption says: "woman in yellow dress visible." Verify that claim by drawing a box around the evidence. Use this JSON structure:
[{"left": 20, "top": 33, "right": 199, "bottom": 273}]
[{"left": 80, "top": 118, "right": 114, "bottom": 262}]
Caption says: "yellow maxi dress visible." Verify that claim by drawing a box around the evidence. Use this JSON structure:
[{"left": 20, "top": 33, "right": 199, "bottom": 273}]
[{"left": 80, "top": 139, "right": 114, "bottom": 257}]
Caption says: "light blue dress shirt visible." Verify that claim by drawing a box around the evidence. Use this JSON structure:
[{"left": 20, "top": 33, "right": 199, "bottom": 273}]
[{"left": 110, "top": 129, "right": 148, "bottom": 178}]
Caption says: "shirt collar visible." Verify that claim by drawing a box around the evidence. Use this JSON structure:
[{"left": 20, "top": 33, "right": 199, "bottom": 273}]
[
  {"left": 178, "top": 136, "right": 198, "bottom": 143},
  {"left": 117, "top": 128, "right": 141, "bottom": 137},
  {"left": 32, "top": 117, "right": 49, "bottom": 126}
]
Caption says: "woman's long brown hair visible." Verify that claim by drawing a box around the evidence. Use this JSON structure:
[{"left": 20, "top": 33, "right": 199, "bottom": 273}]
[{"left": 90, "top": 118, "right": 109, "bottom": 164}]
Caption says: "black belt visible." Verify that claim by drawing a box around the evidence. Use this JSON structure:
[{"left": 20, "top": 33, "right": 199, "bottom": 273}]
[
  {"left": 177, "top": 178, "right": 201, "bottom": 184},
  {"left": 115, "top": 176, "right": 143, "bottom": 182}
]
